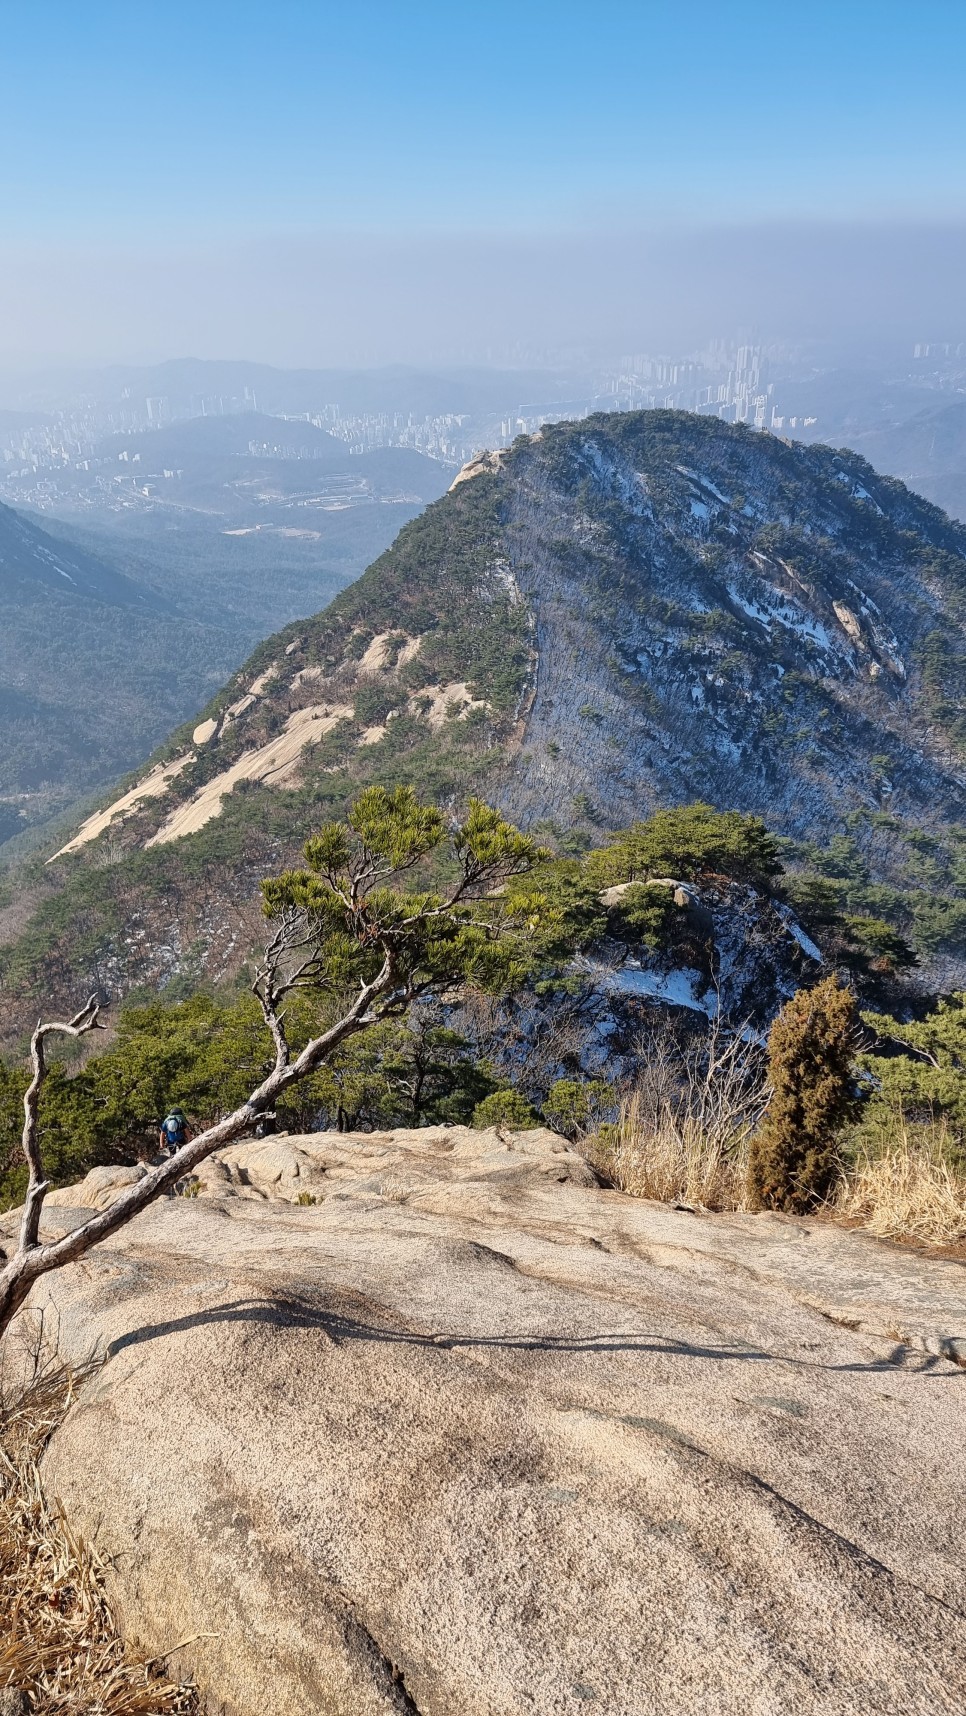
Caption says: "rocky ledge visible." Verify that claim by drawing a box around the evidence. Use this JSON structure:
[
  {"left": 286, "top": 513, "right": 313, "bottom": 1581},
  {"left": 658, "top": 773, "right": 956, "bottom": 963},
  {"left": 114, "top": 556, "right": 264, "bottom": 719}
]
[{"left": 5, "top": 1124, "right": 966, "bottom": 1715}]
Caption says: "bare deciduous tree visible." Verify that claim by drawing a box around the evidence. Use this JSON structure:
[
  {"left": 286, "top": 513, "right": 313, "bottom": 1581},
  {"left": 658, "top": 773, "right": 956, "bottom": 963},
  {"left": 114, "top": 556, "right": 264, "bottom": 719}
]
[
  {"left": 0, "top": 789, "right": 544, "bottom": 1338},
  {"left": 459, "top": 983, "right": 606, "bottom": 1098}
]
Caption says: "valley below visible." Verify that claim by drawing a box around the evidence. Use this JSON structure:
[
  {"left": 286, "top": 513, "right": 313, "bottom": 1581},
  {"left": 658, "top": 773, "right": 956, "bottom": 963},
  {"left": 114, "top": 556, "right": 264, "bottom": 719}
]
[{"left": 0, "top": 412, "right": 452, "bottom": 849}]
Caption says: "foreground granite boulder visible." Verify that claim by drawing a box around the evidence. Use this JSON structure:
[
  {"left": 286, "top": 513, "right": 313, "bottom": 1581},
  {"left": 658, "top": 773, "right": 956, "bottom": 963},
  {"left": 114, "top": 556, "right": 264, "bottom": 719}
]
[{"left": 6, "top": 1124, "right": 966, "bottom": 1716}]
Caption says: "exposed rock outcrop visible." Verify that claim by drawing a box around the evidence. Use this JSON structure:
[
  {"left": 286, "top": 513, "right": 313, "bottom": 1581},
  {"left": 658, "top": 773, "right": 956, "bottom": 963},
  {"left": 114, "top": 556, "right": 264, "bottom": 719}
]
[
  {"left": 6, "top": 1124, "right": 965, "bottom": 1716},
  {"left": 584, "top": 873, "right": 821, "bottom": 1029}
]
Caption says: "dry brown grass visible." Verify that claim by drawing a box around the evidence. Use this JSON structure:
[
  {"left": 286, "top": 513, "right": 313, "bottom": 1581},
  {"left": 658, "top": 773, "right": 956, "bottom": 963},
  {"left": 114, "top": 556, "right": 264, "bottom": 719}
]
[
  {"left": 0, "top": 1345, "right": 197, "bottom": 1715},
  {"left": 597, "top": 1094, "right": 747, "bottom": 1208},
  {"left": 591, "top": 1017, "right": 765, "bottom": 1210},
  {"left": 836, "top": 1120, "right": 966, "bottom": 1246},
  {"left": 593, "top": 1031, "right": 966, "bottom": 1248}
]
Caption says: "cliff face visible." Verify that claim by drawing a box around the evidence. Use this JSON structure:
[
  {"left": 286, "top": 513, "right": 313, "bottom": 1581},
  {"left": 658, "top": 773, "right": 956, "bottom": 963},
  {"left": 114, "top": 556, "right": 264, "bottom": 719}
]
[{"left": 7, "top": 410, "right": 966, "bottom": 1020}]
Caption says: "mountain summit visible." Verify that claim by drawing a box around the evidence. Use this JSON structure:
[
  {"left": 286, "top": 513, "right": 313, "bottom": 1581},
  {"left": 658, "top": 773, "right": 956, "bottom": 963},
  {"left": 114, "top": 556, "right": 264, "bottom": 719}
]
[{"left": 9, "top": 410, "right": 966, "bottom": 1015}]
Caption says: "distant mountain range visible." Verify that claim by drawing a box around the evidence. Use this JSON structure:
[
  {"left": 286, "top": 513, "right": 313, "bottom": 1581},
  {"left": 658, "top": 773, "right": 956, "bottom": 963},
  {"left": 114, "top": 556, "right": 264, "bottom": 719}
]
[
  {"left": 99, "top": 410, "right": 347, "bottom": 463},
  {"left": 2, "top": 359, "right": 580, "bottom": 422},
  {"left": 8, "top": 356, "right": 965, "bottom": 525},
  {"left": 96, "top": 409, "right": 449, "bottom": 500},
  {"left": 850, "top": 400, "right": 966, "bottom": 524},
  {"left": 777, "top": 367, "right": 943, "bottom": 442},
  {"left": 7, "top": 409, "right": 966, "bottom": 1030},
  {"left": 21, "top": 409, "right": 450, "bottom": 527}
]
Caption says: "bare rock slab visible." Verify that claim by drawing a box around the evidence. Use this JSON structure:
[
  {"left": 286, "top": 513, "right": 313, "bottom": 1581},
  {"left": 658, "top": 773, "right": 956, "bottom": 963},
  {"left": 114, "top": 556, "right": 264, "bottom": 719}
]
[{"left": 9, "top": 1125, "right": 966, "bottom": 1716}]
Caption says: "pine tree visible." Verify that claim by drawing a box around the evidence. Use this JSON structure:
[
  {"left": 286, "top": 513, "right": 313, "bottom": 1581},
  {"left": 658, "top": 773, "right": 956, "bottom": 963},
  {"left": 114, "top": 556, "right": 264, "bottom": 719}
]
[
  {"left": 748, "top": 977, "right": 860, "bottom": 1213},
  {"left": 0, "top": 787, "right": 549, "bottom": 1337}
]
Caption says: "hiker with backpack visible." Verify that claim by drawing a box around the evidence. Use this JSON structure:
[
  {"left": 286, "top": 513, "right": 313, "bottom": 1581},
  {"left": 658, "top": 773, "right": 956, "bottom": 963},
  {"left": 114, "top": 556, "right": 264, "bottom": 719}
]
[{"left": 158, "top": 1108, "right": 191, "bottom": 1159}]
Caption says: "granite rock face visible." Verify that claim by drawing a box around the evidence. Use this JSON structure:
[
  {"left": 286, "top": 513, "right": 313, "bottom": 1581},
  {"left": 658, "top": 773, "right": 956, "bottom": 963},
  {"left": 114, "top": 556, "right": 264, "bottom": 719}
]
[{"left": 7, "top": 1124, "right": 965, "bottom": 1716}]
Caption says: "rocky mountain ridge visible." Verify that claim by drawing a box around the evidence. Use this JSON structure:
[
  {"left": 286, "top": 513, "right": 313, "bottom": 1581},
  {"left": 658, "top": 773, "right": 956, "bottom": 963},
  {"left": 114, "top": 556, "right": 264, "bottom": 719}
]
[
  {"left": 6, "top": 410, "right": 966, "bottom": 1024},
  {"left": 45, "top": 412, "right": 966, "bottom": 849}
]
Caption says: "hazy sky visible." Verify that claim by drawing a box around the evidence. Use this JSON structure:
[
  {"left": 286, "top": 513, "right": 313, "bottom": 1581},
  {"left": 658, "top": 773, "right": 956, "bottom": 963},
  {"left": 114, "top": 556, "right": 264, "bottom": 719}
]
[{"left": 2, "top": 1, "right": 964, "bottom": 367}]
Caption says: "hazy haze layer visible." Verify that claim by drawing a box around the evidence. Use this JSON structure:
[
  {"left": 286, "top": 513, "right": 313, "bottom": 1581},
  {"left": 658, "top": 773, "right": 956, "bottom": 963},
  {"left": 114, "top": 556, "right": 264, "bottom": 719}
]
[{"left": 2, "top": 223, "right": 965, "bottom": 371}]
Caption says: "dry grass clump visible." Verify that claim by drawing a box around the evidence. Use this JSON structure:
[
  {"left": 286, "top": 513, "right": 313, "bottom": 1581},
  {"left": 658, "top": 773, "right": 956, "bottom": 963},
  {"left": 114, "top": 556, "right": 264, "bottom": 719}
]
[
  {"left": 836, "top": 1120, "right": 966, "bottom": 1246},
  {"left": 0, "top": 1347, "right": 197, "bottom": 1715},
  {"left": 591, "top": 1018, "right": 765, "bottom": 1210},
  {"left": 593, "top": 1016, "right": 966, "bottom": 1247},
  {"left": 600, "top": 1092, "right": 747, "bottom": 1208}
]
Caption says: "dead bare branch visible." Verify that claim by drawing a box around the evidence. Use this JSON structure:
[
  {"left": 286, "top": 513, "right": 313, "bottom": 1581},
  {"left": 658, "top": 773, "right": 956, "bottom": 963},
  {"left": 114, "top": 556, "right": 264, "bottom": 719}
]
[
  {"left": 0, "top": 958, "right": 402, "bottom": 1338},
  {"left": 0, "top": 791, "right": 544, "bottom": 1342},
  {"left": 19, "top": 998, "right": 103, "bottom": 1258}
]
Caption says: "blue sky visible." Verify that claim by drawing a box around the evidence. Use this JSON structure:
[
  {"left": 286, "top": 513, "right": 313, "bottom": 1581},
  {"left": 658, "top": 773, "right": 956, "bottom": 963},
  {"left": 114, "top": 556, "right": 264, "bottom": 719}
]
[
  {"left": 1, "top": 2, "right": 964, "bottom": 366},
  {"left": 3, "top": 0, "right": 965, "bottom": 239}
]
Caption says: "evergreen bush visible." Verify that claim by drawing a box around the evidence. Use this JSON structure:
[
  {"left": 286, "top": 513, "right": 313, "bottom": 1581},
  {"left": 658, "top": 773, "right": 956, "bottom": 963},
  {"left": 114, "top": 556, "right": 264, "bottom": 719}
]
[
  {"left": 748, "top": 976, "right": 860, "bottom": 1213},
  {"left": 472, "top": 1089, "right": 541, "bottom": 1131}
]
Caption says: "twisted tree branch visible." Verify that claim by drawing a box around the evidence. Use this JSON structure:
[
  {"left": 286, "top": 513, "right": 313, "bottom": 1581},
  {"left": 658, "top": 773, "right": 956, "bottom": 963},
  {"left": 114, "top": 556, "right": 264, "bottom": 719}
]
[{"left": 19, "top": 997, "right": 103, "bottom": 1256}]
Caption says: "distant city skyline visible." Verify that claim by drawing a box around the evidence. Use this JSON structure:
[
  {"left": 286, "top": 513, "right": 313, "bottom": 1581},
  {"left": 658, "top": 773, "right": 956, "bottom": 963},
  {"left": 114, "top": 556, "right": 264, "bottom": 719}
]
[{"left": 6, "top": 333, "right": 965, "bottom": 528}]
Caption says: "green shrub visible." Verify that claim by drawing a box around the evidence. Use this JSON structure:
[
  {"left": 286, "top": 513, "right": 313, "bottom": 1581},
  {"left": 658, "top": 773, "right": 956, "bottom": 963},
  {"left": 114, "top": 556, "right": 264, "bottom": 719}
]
[
  {"left": 855, "top": 993, "right": 966, "bottom": 1167},
  {"left": 472, "top": 1089, "right": 541, "bottom": 1131},
  {"left": 353, "top": 681, "right": 405, "bottom": 727},
  {"left": 589, "top": 804, "right": 782, "bottom": 892},
  {"left": 604, "top": 882, "right": 677, "bottom": 951},
  {"left": 843, "top": 916, "right": 917, "bottom": 975},
  {"left": 542, "top": 1077, "right": 615, "bottom": 1140}
]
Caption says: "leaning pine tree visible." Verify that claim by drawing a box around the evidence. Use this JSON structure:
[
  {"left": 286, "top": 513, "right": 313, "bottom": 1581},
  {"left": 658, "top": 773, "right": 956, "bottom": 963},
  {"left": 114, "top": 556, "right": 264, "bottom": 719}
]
[
  {"left": 0, "top": 787, "right": 553, "bottom": 1339},
  {"left": 748, "top": 975, "right": 861, "bottom": 1214}
]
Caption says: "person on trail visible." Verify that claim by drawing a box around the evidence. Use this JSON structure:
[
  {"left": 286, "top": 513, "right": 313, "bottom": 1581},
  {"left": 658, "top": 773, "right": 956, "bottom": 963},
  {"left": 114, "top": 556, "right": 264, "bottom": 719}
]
[{"left": 158, "top": 1108, "right": 191, "bottom": 1159}]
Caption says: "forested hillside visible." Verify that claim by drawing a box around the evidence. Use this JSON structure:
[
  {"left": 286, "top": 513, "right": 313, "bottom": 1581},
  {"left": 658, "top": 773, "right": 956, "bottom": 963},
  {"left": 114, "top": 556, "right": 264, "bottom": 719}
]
[{"left": 0, "top": 501, "right": 234, "bottom": 843}]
